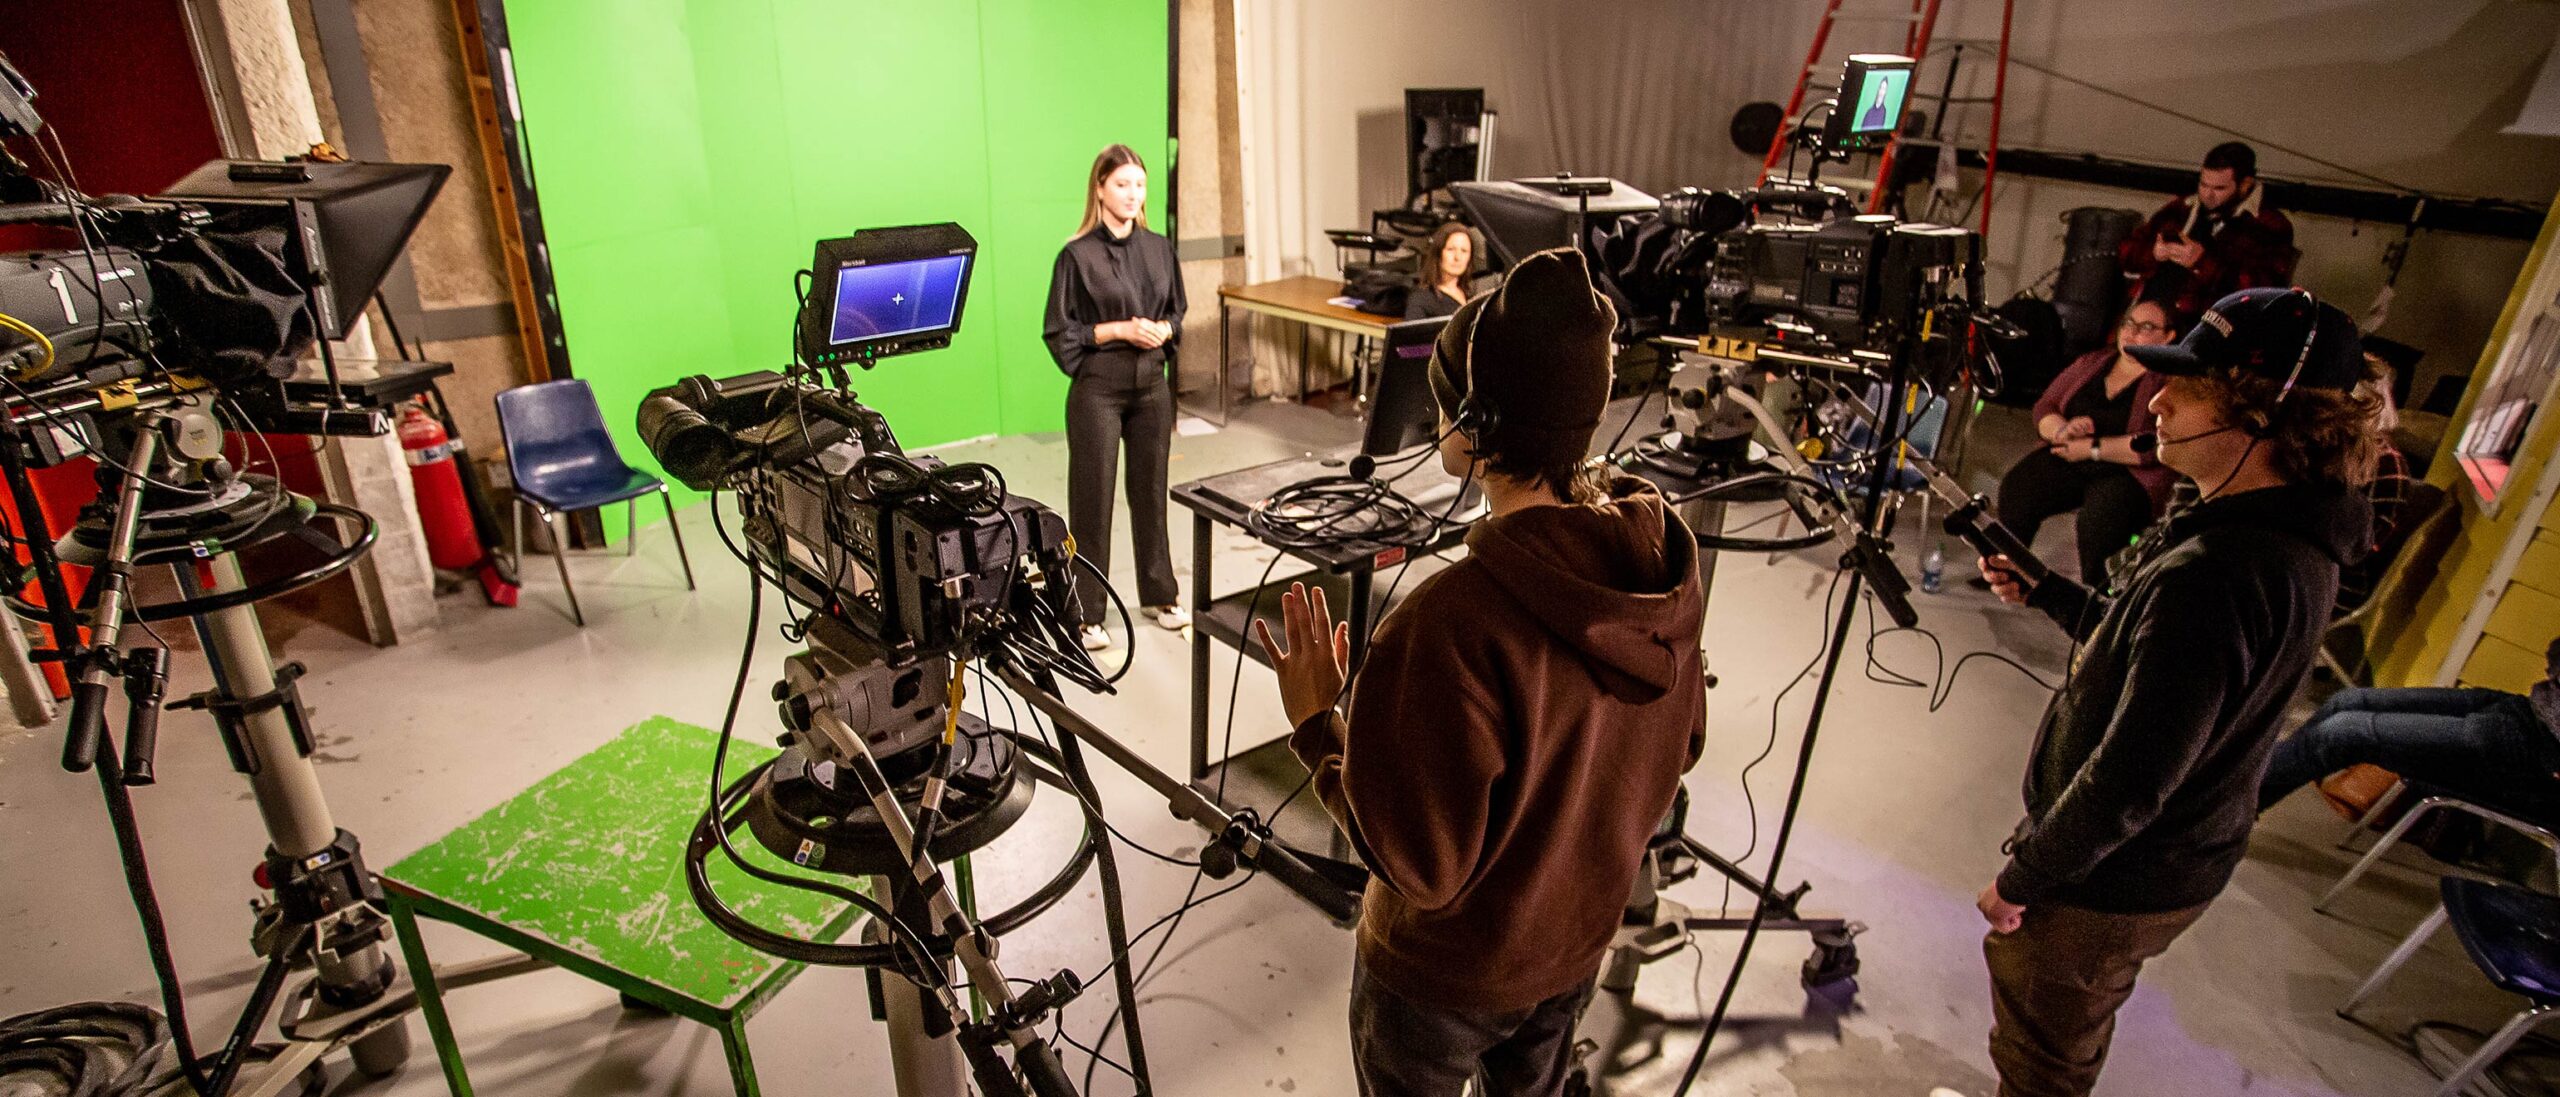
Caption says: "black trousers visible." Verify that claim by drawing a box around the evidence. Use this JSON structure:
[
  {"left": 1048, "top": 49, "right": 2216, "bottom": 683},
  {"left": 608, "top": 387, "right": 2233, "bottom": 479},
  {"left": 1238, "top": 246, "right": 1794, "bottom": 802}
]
[
  {"left": 1996, "top": 450, "right": 2155, "bottom": 586},
  {"left": 1348, "top": 962, "right": 1592, "bottom": 1097},
  {"left": 1066, "top": 370, "right": 1179, "bottom": 624}
]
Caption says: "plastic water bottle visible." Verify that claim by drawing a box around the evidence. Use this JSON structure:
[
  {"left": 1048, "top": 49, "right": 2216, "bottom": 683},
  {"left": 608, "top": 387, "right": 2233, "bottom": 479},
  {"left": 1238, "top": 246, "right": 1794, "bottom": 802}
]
[{"left": 1920, "top": 545, "right": 1944, "bottom": 594}]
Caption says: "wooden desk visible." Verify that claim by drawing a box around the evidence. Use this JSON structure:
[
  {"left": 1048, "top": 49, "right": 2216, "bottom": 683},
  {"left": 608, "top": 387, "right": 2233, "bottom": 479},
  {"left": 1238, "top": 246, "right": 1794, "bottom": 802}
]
[{"left": 1205, "top": 276, "right": 1396, "bottom": 424}]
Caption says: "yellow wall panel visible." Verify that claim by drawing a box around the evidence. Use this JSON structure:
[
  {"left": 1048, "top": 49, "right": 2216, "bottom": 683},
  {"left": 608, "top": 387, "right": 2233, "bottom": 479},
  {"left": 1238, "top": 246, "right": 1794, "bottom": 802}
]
[
  {"left": 2373, "top": 187, "right": 2560, "bottom": 687},
  {"left": 2520, "top": 532, "right": 2560, "bottom": 597},
  {"left": 2459, "top": 634, "right": 2550, "bottom": 694},
  {"left": 2484, "top": 582, "right": 2560, "bottom": 651}
]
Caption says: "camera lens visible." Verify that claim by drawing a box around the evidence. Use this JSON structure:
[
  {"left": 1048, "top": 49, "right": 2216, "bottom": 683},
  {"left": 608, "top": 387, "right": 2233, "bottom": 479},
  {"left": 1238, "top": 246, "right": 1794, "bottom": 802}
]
[{"left": 637, "top": 394, "right": 732, "bottom": 487}]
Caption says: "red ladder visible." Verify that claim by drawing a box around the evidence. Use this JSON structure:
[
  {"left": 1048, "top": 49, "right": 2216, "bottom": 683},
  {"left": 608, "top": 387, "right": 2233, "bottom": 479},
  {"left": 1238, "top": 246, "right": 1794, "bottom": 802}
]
[{"left": 1754, "top": 0, "right": 2013, "bottom": 235}]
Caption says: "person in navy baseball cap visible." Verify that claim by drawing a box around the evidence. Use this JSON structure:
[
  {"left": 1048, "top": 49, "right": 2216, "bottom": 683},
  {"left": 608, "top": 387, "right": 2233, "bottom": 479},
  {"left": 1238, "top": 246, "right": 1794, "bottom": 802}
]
[
  {"left": 2109, "top": 286, "right": 2384, "bottom": 491},
  {"left": 1971, "top": 282, "right": 2385, "bottom": 1097}
]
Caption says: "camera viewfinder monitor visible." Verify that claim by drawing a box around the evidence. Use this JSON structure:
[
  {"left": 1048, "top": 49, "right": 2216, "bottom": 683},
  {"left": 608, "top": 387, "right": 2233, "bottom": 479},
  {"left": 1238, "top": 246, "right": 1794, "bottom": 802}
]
[
  {"left": 797, "top": 223, "right": 978, "bottom": 370},
  {"left": 1821, "top": 54, "right": 1915, "bottom": 152}
]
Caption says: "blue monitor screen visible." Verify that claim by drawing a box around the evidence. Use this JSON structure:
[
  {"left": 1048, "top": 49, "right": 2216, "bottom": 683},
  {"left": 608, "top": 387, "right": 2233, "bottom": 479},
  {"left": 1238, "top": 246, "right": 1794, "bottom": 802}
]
[
  {"left": 1850, "top": 66, "right": 1912, "bottom": 136},
  {"left": 828, "top": 254, "right": 970, "bottom": 346}
]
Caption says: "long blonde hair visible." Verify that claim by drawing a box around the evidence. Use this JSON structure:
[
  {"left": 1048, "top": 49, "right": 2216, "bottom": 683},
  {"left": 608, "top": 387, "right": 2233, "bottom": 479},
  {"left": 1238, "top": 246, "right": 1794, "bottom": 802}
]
[{"left": 1075, "top": 144, "right": 1149, "bottom": 239}]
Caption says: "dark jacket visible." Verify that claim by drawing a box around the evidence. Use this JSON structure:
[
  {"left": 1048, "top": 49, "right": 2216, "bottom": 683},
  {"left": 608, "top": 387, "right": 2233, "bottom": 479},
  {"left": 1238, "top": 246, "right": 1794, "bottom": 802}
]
[
  {"left": 2031, "top": 349, "right": 2178, "bottom": 512},
  {"left": 1999, "top": 480, "right": 2370, "bottom": 913},
  {"left": 1043, "top": 225, "right": 1186, "bottom": 383},
  {"left": 1404, "top": 283, "right": 1464, "bottom": 320},
  {"left": 2117, "top": 187, "right": 2297, "bottom": 324},
  {"left": 1289, "top": 477, "right": 1707, "bottom": 1012}
]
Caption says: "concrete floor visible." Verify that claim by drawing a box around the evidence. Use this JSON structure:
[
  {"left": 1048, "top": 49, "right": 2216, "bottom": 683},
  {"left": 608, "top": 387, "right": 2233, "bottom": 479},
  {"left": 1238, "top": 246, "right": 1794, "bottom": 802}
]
[{"left": 0, "top": 397, "right": 2527, "bottom": 1096}]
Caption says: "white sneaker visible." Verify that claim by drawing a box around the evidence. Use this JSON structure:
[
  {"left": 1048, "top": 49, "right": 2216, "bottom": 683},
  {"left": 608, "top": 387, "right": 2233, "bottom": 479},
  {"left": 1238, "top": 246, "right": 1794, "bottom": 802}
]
[
  {"left": 1080, "top": 625, "right": 1112, "bottom": 652},
  {"left": 1150, "top": 605, "right": 1190, "bottom": 631}
]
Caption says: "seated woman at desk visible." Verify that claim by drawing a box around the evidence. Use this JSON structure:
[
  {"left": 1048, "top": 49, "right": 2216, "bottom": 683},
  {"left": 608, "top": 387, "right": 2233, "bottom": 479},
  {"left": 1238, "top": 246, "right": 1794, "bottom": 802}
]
[
  {"left": 1990, "top": 297, "right": 2181, "bottom": 585},
  {"left": 1404, "top": 222, "right": 1479, "bottom": 320}
]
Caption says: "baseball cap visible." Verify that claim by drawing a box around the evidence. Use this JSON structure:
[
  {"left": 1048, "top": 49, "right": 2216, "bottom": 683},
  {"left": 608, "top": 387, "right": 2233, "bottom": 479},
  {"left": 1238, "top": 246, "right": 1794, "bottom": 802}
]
[{"left": 2124, "top": 287, "right": 2364, "bottom": 394}]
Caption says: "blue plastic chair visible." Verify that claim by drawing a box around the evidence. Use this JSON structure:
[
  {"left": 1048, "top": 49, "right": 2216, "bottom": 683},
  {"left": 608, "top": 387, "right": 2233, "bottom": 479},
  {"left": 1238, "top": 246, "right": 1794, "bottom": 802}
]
[
  {"left": 2341, "top": 876, "right": 2560, "bottom": 1096},
  {"left": 1814, "top": 381, "right": 1948, "bottom": 496},
  {"left": 495, "top": 379, "right": 694, "bottom": 625}
]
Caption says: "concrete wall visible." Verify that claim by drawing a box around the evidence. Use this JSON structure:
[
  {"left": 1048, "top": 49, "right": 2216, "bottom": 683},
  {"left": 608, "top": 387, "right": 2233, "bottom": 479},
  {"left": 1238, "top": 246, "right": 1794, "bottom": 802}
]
[
  {"left": 1176, "top": 0, "right": 1252, "bottom": 406},
  {"left": 1906, "top": 0, "right": 2560, "bottom": 407},
  {"left": 286, "top": 0, "right": 531, "bottom": 455},
  {"left": 1240, "top": 0, "right": 2560, "bottom": 405}
]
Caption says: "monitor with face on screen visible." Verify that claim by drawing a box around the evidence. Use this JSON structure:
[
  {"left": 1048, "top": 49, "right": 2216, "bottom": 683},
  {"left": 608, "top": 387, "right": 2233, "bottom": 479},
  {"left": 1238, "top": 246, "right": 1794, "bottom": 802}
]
[
  {"left": 796, "top": 223, "right": 978, "bottom": 369},
  {"left": 1821, "top": 54, "right": 1915, "bottom": 152}
]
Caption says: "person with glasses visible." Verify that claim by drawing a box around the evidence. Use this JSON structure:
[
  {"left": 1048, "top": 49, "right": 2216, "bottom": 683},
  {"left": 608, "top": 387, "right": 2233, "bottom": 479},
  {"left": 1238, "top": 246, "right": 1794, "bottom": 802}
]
[{"left": 1991, "top": 299, "right": 2183, "bottom": 585}]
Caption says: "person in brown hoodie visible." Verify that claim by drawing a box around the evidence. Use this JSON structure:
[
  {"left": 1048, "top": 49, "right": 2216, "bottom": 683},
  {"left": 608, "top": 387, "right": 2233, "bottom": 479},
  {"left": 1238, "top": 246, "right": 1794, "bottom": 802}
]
[{"left": 1256, "top": 247, "right": 1708, "bottom": 1097}]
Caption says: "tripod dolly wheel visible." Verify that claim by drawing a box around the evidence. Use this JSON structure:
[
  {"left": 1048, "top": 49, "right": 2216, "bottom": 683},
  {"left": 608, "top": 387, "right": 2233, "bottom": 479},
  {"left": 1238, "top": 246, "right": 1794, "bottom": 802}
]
[
  {"left": 348, "top": 1014, "right": 413, "bottom": 1077},
  {"left": 1800, "top": 925, "right": 1862, "bottom": 989}
]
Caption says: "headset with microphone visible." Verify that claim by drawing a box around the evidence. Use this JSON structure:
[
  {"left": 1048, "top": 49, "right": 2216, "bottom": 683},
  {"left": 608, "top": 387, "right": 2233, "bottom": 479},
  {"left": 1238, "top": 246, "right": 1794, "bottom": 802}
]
[
  {"left": 2128, "top": 423, "right": 2239, "bottom": 455},
  {"left": 2127, "top": 287, "right": 2324, "bottom": 458}
]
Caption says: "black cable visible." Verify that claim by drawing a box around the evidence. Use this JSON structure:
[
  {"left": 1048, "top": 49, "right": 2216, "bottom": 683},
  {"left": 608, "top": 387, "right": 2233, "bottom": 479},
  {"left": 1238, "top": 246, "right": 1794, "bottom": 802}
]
[
  {"left": 1054, "top": 1019, "right": 1135, "bottom": 1084},
  {"left": 1213, "top": 550, "right": 1290, "bottom": 806},
  {"left": 1068, "top": 552, "right": 1137, "bottom": 684},
  {"left": 1861, "top": 604, "right": 2060, "bottom": 709},
  {"left": 1047, "top": 691, "right": 1154, "bottom": 1093},
  {"left": 1074, "top": 866, "right": 1260, "bottom": 994},
  {"left": 1724, "top": 568, "right": 1845, "bottom": 916},
  {"left": 1245, "top": 420, "right": 1468, "bottom": 553},
  {"left": 1006, "top": 689, "right": 1198, "bottom": 868},
  {"left": 0, "top": 1002, "right": 183, "bottom": 1096},
  {"left": 695, "top": 492, "right": 950, "bottom": 978}
]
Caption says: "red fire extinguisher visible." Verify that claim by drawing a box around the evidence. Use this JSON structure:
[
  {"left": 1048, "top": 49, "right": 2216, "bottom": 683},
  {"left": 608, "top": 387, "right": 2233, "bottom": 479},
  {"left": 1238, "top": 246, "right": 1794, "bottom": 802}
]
[
  {"left": 400, "top": 405, "right": 517, "bottom": 606},
  {"left": 400, "top": 406, "right": 481, "bottom": 570}
]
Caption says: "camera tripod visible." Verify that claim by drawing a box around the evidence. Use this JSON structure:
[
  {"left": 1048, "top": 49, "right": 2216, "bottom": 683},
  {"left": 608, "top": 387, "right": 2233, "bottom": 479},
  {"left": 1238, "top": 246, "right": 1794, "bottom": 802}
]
[
  {"left": 0, "top": 408, "right": 533, "bottom": 1095},
  {"left": 681, "top": 593, "right": 1347, "bottom": 1097}
]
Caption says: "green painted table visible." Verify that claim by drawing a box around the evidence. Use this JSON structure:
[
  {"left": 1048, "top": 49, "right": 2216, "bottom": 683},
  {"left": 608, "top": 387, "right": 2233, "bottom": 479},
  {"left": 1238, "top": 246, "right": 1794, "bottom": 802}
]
[{"left": 383, "top": 716, "right": 860, "bottom": 1096}]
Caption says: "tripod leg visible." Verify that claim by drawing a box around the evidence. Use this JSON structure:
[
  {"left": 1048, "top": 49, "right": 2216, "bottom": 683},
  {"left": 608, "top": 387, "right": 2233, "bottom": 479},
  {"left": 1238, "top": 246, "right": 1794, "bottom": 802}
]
[
  {"left": 185, "top": 556, "right": 406, "bottom": 1076},
  {"left": 870, "top": 880, "right": 967, "bottom": 1097}
]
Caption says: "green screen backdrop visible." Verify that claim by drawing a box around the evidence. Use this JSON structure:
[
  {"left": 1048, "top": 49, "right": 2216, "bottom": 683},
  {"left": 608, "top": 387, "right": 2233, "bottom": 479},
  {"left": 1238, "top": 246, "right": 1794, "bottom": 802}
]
[{"left": 504, "top": 0, "right": 1170, "bottom": 516}]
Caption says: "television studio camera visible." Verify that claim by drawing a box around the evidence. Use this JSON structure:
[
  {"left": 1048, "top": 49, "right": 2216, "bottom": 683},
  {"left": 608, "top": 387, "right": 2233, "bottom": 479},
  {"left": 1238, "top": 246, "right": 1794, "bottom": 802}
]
[
  {"left": 0, "top": 55, "right": 460, "bottom": 1096},
  {"left": 640, "top": 223, "right": 1346, "bottom": 1097}
]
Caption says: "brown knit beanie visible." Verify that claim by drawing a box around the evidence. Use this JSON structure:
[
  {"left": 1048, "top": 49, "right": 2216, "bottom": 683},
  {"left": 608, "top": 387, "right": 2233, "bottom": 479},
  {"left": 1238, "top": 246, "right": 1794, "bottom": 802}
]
[{"left": 1426, "top": 246, "right": 1617, "bottom": 471}]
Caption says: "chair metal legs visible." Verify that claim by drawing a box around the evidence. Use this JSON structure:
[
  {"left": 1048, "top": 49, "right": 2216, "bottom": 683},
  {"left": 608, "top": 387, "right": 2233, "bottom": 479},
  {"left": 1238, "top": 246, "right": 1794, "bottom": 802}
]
[
  {"left": 2432, "top": 1004, "right": 2560, "bottom": 1097},
  {"left": 659, "top": 486, "right": 695, "bottom": 590},
  {"left": 541, "top": 508, "right": 584, "bottom": 627},
  {"left": 2339, "top": 779, "right": 2410, "bottom": 852},
  {"left": 2340, "top": 902, "right": 2560, "bottom": 1097},
  {"left": 2340, "top": 901, "right": 2447, "bottom": 1015},
  {"left": 2318, "top": 796, "right": 2560, "bottom": 913},
  {"left": 513, "top": 491, "right": 694, "bottom": 625}
]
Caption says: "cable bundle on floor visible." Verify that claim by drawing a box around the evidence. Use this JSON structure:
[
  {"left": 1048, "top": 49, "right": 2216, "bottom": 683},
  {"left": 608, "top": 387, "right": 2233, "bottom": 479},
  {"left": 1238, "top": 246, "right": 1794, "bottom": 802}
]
[{"left": 0, "top": 1003, "right": 176, "bottom": 1097}]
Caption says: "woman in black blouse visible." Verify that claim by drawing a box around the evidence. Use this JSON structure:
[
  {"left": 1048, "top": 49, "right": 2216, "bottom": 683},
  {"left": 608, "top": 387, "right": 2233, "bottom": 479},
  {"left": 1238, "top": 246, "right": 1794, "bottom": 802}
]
[
  {"left": 1044, "top": 144, "right": 1188, "bottom": 651},
  {"left": 1403, "top": 222, "right": 1477, "bottom": 320}
]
